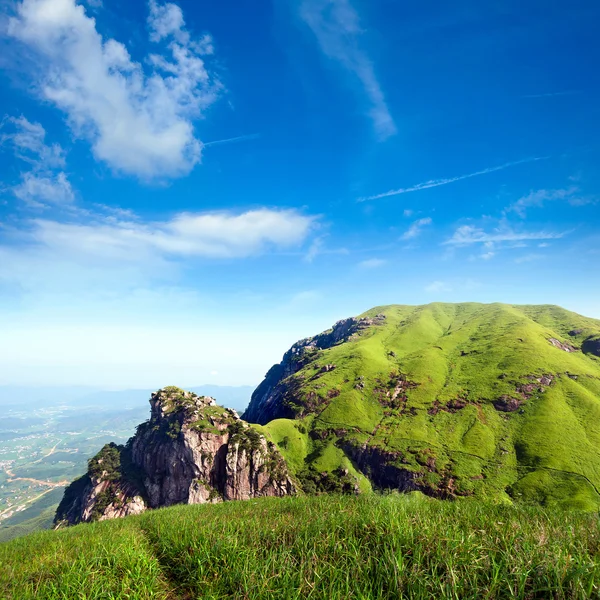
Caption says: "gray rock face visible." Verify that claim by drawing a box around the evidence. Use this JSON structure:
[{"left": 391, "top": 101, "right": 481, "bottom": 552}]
[
  {"left": 55, "top": 388, "right": 295, "bottom": 526},
  {"left": 549, "top": 338, "right": 577, "bottom": 352},
  {"left": 54, "top": 470, "right": 146, "bottom": 528},
  {"left": 244, "top": 314, "right": 386, "bottom": 425}
]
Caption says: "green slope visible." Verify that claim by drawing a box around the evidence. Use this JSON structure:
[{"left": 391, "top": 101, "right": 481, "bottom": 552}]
[
  {"left": 251, "top": 303, "right": 600, "bottom": 508},
  {"left": 2, "top": 495, "right": 600, "bottom": 599}
]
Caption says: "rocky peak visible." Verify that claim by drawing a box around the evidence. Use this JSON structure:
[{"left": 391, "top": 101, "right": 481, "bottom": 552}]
[
  {"left": 149, "top": 386, "right": 217, "bottom": 421},
  {"left": 55, "top": 388, "right": 295, "bottom": 528}
]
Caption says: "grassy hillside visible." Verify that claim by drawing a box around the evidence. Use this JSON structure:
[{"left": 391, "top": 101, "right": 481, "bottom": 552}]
[
  {"left": 2, "top": 494, "right": 600, "bottom": 599},
  {"left": 251, "top": 303, "right": 600, "bottom": 508}
]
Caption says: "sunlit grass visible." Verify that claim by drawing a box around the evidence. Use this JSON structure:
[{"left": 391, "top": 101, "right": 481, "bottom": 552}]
[{"left": 2, "top": 494, "right": 600, "bottom": 599}]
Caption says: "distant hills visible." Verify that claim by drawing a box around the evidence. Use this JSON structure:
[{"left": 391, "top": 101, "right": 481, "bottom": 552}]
[{"left": 0, "top": 384, "right": 254, "bottom": 413}]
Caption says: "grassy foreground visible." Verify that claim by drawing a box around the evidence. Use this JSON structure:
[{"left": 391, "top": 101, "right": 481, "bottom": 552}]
[{"left": 2, "top": 494, "right": 600, "bottom": 599}]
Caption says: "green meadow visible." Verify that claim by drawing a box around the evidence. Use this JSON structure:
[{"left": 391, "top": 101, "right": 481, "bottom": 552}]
[{"left": 2, "top": 494, "right": 600, "bottom": 599}]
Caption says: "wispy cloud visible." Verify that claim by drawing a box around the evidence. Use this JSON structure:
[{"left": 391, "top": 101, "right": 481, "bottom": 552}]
[
  {"left": 303, "top": 236, "right": 349, "bottom": 263},
  {"left": 444, "top": 224, "right": 568, "bottom": 246},
  {"left": 359, "top": 157, "right": 547, "bottom": 202},
  {"left": 425, "top": 281, "right": 452, "bottom": 293},
  {"left": 8, "top": 0, "right": 222, "bottom": 180},
  {"left": 506, "top": 186, "right": 595, "bottom": 217},
  {"left": 0, "top": 115, "right": 65, "bottom": 168},
  {"left": 299, "top": 0, "right": 396, "bottom": 139},
  {"left": 401, "top": 217, "right": 432, "bottom": 240},
  {"left": 358, "top": 258, "right": 387, "bottom": 269},
  {"left": 304, "top": 237, "right": 324, "bottom": 263},
  {"left": 203, "top": 133, "right": 260, "bottom": 148},
  {"left": 1, "top": 115, "right": 74, "bottom": 207},
  {"left": 13, "top": 172, "right": 74, "bottom": 207},
  {"left": 514, "top": 253, "right": 544, "bottom": 264},
  {"left": 523, "top": 90, "right": 582, "bottom": 99}
]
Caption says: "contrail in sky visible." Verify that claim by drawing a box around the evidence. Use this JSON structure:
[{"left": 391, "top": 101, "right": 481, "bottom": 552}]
[
  {"left": 203, "top": 133, "right": 260, "bottom": 148},
  {"left": 358, "top": 156, "right": 548, "bottom": 202},
  {"left": 523, "top": 90, "right": 581, "bottom": 98}
]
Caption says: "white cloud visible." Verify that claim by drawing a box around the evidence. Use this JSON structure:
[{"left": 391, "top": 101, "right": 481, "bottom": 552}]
[
  {"left": 359, "top": 157, "right": 547, "bottom": 202},
  {"left": 13, "top": 171, "right": 74, "bottom": 206},
  {"left": 480, "top": 251, "right": 495, "bottom": 260},
  {"left": 11, "top": 208, "right": 316, "bottom": 261},
  {"left": 444, "top": 224, "right": 567, "bottom": 246},
  {"left": 403, "top": 209, "right": 413, "bottom": 217},
  {"left": 0, "top": 115, "right": 65, "bottom": 168},
  {"left": 299, "top": 0, "right": 396, "bottom": 139},
  {"left": 506, "top": 186, "right": 588, "bottom": 217},
  {"left": 1, "top": 115, "right": 73, "bottom": 207},
  {"left": 425, "top": 281, "right": 452, "bottom": 293},
  {"left": 8, "top": 0, "right": 222, "bottom": 179},
  {"left": 148, "top": 0, "right": 186, "bottom": 42},
  {"left": 358, "top": 258, "right": 386, "bottom": 269},
  {"left": 402, "top": 217, "right": 432, "bottom": 240}
]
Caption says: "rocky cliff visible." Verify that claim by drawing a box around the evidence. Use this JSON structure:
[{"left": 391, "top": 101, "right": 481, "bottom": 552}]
[
  {"left": 243, "top": 314, "right": 386, "bottom": 424},
  {"left": 55, "top": 387, "right": 295, "bottom": 526}
]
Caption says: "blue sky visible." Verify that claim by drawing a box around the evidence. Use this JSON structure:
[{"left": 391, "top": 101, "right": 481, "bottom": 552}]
[{"left": 0, "top": 0, "right": 598, "bottom": 388}]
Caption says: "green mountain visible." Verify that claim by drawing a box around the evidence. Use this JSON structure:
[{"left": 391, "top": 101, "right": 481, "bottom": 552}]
[{"left": 244, "top": 303, "right": 600, "bottom": 509}]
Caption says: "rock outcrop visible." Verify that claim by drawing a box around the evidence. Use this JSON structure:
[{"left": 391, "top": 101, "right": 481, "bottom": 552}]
[
  {"left": 583, "top": 335, "right": 600, "bottom": 358},
  {"left": 55, "top": 387, "right": 295, "bottom": 527},
  {"left": 243, "top": 314, "right": 386, "bottom": 424}
]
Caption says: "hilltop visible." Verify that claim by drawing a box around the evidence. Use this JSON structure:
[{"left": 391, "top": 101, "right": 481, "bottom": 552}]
[{"left": 244, "top": 303, "right": 600, "bottom": 509}]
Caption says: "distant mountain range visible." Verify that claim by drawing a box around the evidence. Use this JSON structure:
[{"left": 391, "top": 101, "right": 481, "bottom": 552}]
[{"left": 0, "top": 384, "right": 254, "bottom": 413}]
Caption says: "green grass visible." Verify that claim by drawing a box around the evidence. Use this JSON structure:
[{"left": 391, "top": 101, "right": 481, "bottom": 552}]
[
  {"left": 2, "top": 494, "right": 600, "bottom": 599},
  {"left": 252, "top": 303, "right": 600, "bottom": 506}
]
